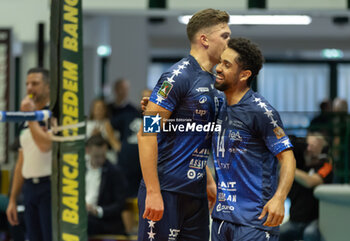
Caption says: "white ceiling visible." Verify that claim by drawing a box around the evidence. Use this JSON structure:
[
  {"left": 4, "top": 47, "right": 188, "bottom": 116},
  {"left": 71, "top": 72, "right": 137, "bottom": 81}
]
[{"left": 143, "top": 9, "right": 350, "bottom": 59}]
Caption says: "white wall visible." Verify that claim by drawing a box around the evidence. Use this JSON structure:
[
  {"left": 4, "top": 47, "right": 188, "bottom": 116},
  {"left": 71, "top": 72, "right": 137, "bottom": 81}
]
[{"left": 107, "top": 15, "right": 150, "bottom": 106}]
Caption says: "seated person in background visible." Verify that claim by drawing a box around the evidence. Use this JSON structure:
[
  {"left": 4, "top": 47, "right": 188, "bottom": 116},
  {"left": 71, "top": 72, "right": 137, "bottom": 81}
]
[
  {"left": 331, "top": 98, "right": 349, "bottom": 183},
  {"left": 308, "top": 99, "right": 332, "bottom": 137},
  {"left": 87, "top": 98, "right": 121, "bottom": 164},
  {"left": 85, "top": 134, "right": 127, "bottom": 236},
  {"left": 280, "top": 132, "right": 333, "bottom": 241}
]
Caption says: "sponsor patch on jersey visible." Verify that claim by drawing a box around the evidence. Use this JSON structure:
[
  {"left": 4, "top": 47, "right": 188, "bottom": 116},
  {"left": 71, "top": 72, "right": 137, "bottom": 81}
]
[
  {"left": 196, "top": 87, "right": 209, "bottom": 92},
  {"left": 273, "top": 126, "right": 286, "bottom": 139},
  {"left": 157, "top": 81, "right": 173, "bottom": 98}
]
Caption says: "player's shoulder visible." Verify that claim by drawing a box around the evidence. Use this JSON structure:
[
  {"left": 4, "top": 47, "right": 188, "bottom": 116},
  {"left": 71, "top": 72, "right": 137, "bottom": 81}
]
[
  {"left": 248, "top": 91, "right": 277, "bottom": 115},
  {"left": 160, "top": 56, "right": 198, "bottom": 83}
]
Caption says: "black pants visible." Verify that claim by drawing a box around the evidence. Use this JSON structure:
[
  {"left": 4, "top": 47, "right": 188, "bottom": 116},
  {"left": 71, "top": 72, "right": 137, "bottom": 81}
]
[{"left": 23, "top": 179, "right": 52, "bottom": 241}]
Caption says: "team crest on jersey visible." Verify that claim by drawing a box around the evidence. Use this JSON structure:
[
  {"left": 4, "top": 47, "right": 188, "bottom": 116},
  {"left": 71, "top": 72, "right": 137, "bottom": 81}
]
[
  {"left": 273, "top": 126, "right": 286, "bottom": 139},
  {"left": 157, "top": 81, "right": 173, "bottom": 98}
]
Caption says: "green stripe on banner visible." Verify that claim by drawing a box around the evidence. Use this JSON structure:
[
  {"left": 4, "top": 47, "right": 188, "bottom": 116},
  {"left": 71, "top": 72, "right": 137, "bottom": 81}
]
[{"left": 50, "top": 0, "right": 87, "bottom": 241}]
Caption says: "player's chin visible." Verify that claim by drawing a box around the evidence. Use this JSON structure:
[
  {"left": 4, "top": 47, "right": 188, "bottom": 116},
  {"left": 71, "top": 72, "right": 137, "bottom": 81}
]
[{"left": 214, "top": 78, "right": 226, "bottom": 91}]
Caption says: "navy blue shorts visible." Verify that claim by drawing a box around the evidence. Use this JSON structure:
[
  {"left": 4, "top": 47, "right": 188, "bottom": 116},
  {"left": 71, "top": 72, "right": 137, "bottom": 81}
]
[
  {"left": 211, "top": 218, "right": 279, "bottom": 241},
  {"left": 137, "top": 185, "right": 209, "bottom": 241}
]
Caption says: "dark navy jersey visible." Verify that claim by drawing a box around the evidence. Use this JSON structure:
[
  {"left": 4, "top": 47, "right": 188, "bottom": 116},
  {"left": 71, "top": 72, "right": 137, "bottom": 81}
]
[
  {"left": 212, "top": 89, "right": 293, "bottom": 234},
  {"left": 144, "top": 55, "right": 224, "bottom": 197}
]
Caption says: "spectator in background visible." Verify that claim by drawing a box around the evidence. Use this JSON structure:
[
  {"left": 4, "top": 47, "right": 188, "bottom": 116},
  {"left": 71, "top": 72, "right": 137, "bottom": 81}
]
[
  {"left": 107, "top": 78, "right": 132, "bottom": 117},
  {"left": 280, "top": 132, "right": 333, "bottom": 241},
  {"left": 108, "top": 78, "right": 142, "bottom": 198},
  {"left": 87, "top": 98, "right": 120, "bottom": 164},
  {"left": 308, "top": 99, "right": 332, "bottom": 137},
  {"left": 332, "top": 98, "right": 348, "bottom": 113},
  {"left": 331, "top": 98, "right": 349, "bottom": 183},
  {"left": 85, "top": 134, "right": 127, "bottom": 236}
]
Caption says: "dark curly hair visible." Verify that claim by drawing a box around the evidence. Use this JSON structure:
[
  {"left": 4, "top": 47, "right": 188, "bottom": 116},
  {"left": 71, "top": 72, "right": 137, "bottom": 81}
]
[{"left": 227, "top": 38, "right": 264, "bottom": 87}]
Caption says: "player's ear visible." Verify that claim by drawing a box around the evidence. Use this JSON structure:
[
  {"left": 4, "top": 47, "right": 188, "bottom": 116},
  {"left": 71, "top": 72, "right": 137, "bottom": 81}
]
[
  {"left": 240, "top": 70, "right": 252, "bottom": 82},
  {"left": 199, "top": 34, "right": 209, "bottom": 48}
]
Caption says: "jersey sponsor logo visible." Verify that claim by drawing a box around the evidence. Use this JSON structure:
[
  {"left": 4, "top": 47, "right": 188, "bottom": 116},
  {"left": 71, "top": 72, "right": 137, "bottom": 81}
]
[
  {"left": 143, "top": 114, "right": 161, "bottom": 133},
  {"left": 168, "top": 228, "right": 180, "bottom": 240},
  {"left": 218, "top": 192, "right": 226, "bottom": 201},
  {"left": 195, "top": 109, "right": 207, "bottom": 116},
  {"left": 218, "top": 181, "right": 236, "bottom": 191},
  {"left": 218, "top": 193, "right": 237, "bottom": 202},
  {"left": 187, "top": 169, "right": 205, "bottom": 179},
  {"left": 228, "top": 148, "right": 247, "bottom": 154},
  {"left": 216, "top": 203, "right": 234, "bottom": 212},
  {"left": 273, "top": 126, "right": 286, "bottom": 139},
  {"left": 196, "top": 87, "right": 209, "bottom": 92},
  {"left": 199, "top": 96, "right": 207, "bottom": 104},
  {"left": 229, "top": 120, "right": 244, "bottom": 128},
  {"left": 193, "top": 109, "right": 209, "bottom": 121},
  {"left": 196, "top": 172, "right": 204, "bottom": 179},
  {"left": 229, "top": 130, "right": 242, "bottom": 142},
  {"left": 189, "top": 159, "right": 207, "bottom": 169},
  {"left": 187, "top": 169, "right": 196, "bottom": 179},
  {"left": 216, "top": 160, "right": 230, "bottom": 169},
  {"left": 157, "top": 80, "right": 173, "bottom": 98},
  {"left": 192, "top": 148, "right": 210, "bottom": 158}
]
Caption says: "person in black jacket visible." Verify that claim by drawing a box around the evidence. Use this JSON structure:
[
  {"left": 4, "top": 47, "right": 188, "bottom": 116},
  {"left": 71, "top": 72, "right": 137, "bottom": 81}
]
[
  {"left": 280, "top": 133, "right": 333, "bottom": 241},
  {"left": 85, "top": 134, "right": 127, "bottom": 235}
]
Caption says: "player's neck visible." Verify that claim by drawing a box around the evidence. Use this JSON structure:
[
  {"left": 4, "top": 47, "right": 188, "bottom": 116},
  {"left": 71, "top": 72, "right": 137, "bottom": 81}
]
[
  {"left": 225, "top": 85, "right": 250, "bottom": 106},
  {"left": 190, "top": 49, "right": 215, "bottom": 72},
  {"left": 35, "top": 97, "right": 49, "bottom": 110}
]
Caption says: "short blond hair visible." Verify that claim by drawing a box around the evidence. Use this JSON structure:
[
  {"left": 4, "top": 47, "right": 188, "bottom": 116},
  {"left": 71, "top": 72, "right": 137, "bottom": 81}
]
[{"left": 187, "top": 8, "right": 229, "bottom": 43}]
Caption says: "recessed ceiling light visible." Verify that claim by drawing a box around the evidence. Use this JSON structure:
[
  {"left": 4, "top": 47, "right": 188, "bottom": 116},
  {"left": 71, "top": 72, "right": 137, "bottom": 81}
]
[{"left": 178, "top": 15, "right": 312, "bottom": 25}]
